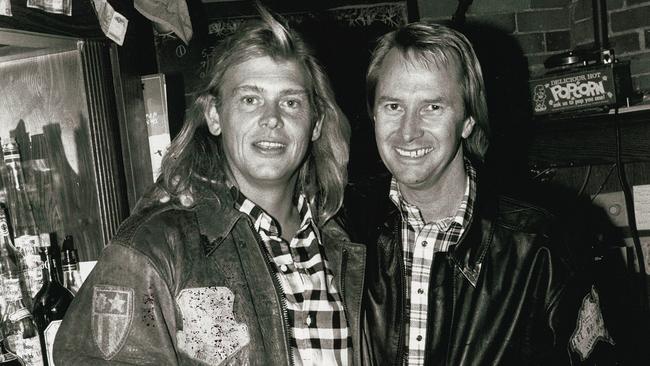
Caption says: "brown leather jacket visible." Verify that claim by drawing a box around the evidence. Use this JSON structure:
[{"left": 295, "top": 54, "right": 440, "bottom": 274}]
[
  {"left": 355, "top": 178, "right": 615, "bottom": 366},
  {"left": 53, "top": 184, "right": 366, "bottom": 365}
]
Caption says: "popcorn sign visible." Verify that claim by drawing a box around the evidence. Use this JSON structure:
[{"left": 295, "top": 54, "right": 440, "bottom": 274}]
[{"left": 529, "top": 65, "right": 618, "bottom": 116}]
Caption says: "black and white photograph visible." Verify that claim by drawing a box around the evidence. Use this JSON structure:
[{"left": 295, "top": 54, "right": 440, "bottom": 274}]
[{"left": 0, "top": 0, "right": 649, "bottom": 365}]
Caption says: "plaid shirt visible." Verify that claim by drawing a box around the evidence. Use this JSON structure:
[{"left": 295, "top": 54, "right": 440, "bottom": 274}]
[
  {"left": 389, "top": 160, "right": 477, "bottom": 366},
  {"left": 234, "top": 190, "right": 350, "bottom": 366}
]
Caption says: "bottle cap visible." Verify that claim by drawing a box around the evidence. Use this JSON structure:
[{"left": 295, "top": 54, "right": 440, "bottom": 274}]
[
  {"left": 61, "top": 250, "right": 78, "bottom": 265},
  {"left": 1, "top": 137, "right": 16, "bottom": 147},
  {"left": 2, "top": 138, "right": 20, "bottom": 162},
  {"left": 39, "top": 233, "right": 51, "bottom": 248},
  {"left": 62, "top": 235, "right": 75, "bottom": 251},
  {"left": 8, "top": 308, "right": 31, "bottom": 322}
]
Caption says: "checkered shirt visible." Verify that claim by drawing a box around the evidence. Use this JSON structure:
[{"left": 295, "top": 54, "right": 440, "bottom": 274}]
[
  {"left": 234, "top": 190, "right": 350, "bottom": 366},
  {"left": 388, "top": 160, "right": 476, "bottom": 366}
]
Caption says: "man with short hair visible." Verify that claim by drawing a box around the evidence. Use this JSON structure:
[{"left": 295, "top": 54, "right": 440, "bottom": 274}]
[
  {"left": 359, "top": 22, "right": 614, "bottom": 365},
  {"left": 54, "top": 8, "right": 364, "bottom": 366}
]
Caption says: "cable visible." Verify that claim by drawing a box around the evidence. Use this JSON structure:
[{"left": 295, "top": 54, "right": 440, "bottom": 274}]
[
  {"left": 577, "top": 165, "right": 592, "bottom": 197},
  {"left": 613, "top": 106, "right": 650, "bottom": 320},
  {"left": 590, "top": 164, "right": 616, "bottom": 203}
]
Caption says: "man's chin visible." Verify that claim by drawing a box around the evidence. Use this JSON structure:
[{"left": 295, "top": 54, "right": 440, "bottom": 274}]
[{"left": 393, "top": 174, "right": 430, "bottom": 189}]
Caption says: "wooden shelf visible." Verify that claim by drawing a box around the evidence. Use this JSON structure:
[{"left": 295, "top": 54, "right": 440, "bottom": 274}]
[{"left": 527, "top": 106, "right": 650, "bottom": 167}]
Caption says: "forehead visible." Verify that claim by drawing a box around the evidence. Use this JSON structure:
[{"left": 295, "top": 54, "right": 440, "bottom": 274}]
[
  {"left": 221, "top": 56, "right": 309, "bottom": 93},
  {"left": 375, "top": 48, "right": 464, "bottom": 98}
]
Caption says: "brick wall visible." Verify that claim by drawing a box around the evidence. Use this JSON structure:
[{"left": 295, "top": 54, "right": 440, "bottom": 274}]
[{"left": 419, "top": 0, "right": 650, "bottom": 93}]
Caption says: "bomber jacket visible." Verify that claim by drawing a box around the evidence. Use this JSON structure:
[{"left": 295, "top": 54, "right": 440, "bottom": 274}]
[
  {"left": 53, "top": 183, "right": 366, "bottom": 365},
  {"left": 355, "top": 175, "right": 614, "bottom": 366}
]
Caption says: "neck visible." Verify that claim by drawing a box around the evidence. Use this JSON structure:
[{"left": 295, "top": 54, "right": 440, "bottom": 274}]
[
  {"left": 400, "top": 152, "right": 467, "bottom": 223},
  {"left": 237, "top": 178, "right": 301, "bottom": 241}
]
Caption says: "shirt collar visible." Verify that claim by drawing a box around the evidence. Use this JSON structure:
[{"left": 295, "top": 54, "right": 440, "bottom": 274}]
[
  {"left": 388, "top": 158, "right": 477, "bottom": 231},
  {"left": 233, "top": 188, "right": 315, "bottom": 238}
]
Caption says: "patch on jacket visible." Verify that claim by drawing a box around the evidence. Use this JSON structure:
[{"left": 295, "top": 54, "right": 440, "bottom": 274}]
[
  {"left": 91, "top": 285, "right": 134, "bottom": 360},
  {"left": 569, "top": 286, "right": 614, "bottom": 360},
  {"left": 176, "top": 287, "right": 250, "bottom": 365}
]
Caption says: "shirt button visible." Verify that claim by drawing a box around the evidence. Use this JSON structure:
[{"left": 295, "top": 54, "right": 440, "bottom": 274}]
[
  {"left": 416, "top": 335, "right": 422, "bottom": 341},
  {"left": 305, "top": 315, "right": 312, "bottom": 326},
  {"left": 280, "top": 264, "right": 288, "bottom": 272},
  {"left": 417, "top": 288, "right": 424, "bottom": 294},
  {"left": 421, "top": 241, "right": 428, "bottom": 247}
]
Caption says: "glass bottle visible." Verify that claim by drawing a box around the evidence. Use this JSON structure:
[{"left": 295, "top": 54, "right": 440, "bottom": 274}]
[
  {"left": 60, "top": 235, "right": 81, "bottom": 295},
  {"left": 2, "top": 139, "right": 44, "bottom": 300},
  {"left": 0, "top": 207, "right": 30, "bottom": 310},
  {"left": 0, "top": 213, "right": 43, "bottom": 366},
  {"left": 32, "top": 235, "right": 73, "bottom": 366},
  {"left": 0, "top": 335, "right": 24, "bottom": 366}
]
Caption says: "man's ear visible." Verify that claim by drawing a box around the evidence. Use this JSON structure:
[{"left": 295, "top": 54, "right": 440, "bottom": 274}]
[
  {"left": 311, "top": 116, "right": 324, "bottom": 141},
  {"left": 205, "top": 103, "right": 221, "bottom": 136},
  {"left": 461, "top": 116, "right": 476, "bottom": 139}
]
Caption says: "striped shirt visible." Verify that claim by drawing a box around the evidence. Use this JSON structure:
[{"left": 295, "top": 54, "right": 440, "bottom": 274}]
[
  {"left": 234, "top": 190, "right": 350, "bottom": 366},
  {"left": 389, "top": 160, "right": 476, "bottom": 366}
]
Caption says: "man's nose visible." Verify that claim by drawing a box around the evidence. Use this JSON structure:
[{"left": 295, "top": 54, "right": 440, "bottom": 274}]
[
  {"left": 260, "top": 103, "right": 282, "bottom": 129},
  {"left": 400, "top": 111, "right": 423, "bottom": 142}
]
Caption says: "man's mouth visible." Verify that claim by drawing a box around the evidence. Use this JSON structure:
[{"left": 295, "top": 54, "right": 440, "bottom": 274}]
[
  {"left": 394, "top": 147, "right": 433, "bottom": 158},
  {"left": 254, "top": 140, "right": 287, "bottom": 150}
]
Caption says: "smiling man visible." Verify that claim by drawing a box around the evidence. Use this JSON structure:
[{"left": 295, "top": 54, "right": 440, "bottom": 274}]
[
  {"left": 54, "top": 7, "right": 365, "bottom": 366},
  {"left": 359, "top": 23, "right": 614, "bottom": 365}
]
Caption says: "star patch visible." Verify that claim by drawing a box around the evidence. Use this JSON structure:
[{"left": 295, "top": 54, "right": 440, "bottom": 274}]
[
  {"left": 569, "top": 286, "right": 614, "bottom": 360},
  {"left": 92, "top": 285, "right": 134, "bottom": 360}
]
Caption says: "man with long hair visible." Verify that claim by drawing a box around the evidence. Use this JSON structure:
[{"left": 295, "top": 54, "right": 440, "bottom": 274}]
[
  {"left": 358, "top": 22, "right": 614, "bottom": 365},
  {"left": 54, "top": 7, "right": 364, "bottom": 365}
]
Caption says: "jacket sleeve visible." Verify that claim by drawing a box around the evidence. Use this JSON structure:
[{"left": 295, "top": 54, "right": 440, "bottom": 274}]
[
  {"left": 53, "top": 243, "right": 180, "bottom": 365},
  {"left": 543, "top": 218, "right": 616, "bottom": 366},
  {"left": 361, "top": 309, "right": 375, "bottom": 366},
  {"left": 546, "top": 274, "right": 615, "bottom": 365}
]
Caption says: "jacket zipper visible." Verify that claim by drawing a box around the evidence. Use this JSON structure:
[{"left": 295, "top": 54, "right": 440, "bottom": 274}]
[
  {"left": 339, "top": 248, "right": 348, "bottom": 302},
  {"left": 339, "top": 247, "right": 353, "bottom": 363},
  {"left": 246, "top": 221, "right": 295, "bottom": 366}
]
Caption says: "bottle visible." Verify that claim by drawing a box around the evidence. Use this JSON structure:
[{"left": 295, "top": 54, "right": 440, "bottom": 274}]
[
  {"left": 0, "top": 207, "right": 30, "bottom": 310},
  {"left": 0, "top": 335, "right": 24, "bottom": 365},
  {"left": 2, "top": 139, "right": 44, "bottom": 300},
  {"left": 60, "top": 236, "right": 81, "bottom": 295},
  {"left": 0, "top": 212, "right": 44, "bottom": 366},
  {"left": 32, "top": 235, "right": 73, "bottom": 366}
]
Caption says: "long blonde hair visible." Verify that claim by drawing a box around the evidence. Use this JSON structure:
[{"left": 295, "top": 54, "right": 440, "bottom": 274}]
[{"left": 160, "top": 6, "right": 350, "bottom": 226}]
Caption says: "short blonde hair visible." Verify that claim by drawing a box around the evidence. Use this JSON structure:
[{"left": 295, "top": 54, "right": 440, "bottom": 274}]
[{"left": 367, "top": 22, "right": 489, "bottom": 162}]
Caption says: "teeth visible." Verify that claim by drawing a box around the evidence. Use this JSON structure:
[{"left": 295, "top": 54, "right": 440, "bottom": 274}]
[
  {"left": 256, "top": 141, "right": 285, "bottom": 149},
  {"left": 395, "top": 147, "right": 433, "bottom": 158}
]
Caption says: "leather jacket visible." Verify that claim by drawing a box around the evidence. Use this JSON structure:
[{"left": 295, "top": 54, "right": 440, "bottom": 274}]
[
  {"left": 54, "top": 184, "right": 366, "bottom": 365},
  {"left": 356, "top": 176, "right": 614, "bottom": 366}
]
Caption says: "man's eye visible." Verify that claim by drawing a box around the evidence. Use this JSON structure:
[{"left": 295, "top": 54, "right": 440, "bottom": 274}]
[
  {"left": 423, "top": 104, "right": 441, "bottom": 112},
  {"left": 241, "top": 96, "right": 259, "bottom": 105},
  {"left": 384, "top": 103, "right": 402, "bottom": 112},
  {"left": 282, "top": 99, "right": 301, "bottom": 108}
]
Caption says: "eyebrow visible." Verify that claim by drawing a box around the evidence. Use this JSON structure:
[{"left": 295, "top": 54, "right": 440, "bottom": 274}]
[
  {"left": 233, "top": 85, "right": 308, "bottom": 97},
  {"left": 376, "top": 95, "right": 446, "bottom": 104},
  {"left": 376, "top": 95, "right": 402, "bottom": 104}
]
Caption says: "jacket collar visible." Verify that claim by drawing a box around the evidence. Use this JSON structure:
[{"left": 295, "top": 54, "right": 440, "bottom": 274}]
[
  {"left": 192, "top": 183, "right": 246, "bottom": 256},
  {"left": 448, "top": 172, "right": 499, "bottom": 287},
  {"left": 378, "top": 166, "right": 497, "bottom": 288}
]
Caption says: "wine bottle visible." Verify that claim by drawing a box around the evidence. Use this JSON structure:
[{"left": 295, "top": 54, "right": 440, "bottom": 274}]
[
  {"left": 2, "top": 139, "right": 44, "bottom": 300},
  {"left": 0, "top": 335, "right": 24, "bottom": 366},
  {"left": 0, "top": 214, "right": 43, "bottom": 366},
  {"left": 60, "top": 236, "right": 81, "bottom": 295},
  {"left": 32, "top": 235, "right": 73, "bottom": 366}
]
